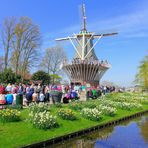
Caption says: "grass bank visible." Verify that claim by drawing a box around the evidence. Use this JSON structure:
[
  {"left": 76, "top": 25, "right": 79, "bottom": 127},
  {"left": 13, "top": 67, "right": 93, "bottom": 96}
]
[{"left": 0, "top": 92, "right": 148, "bottom": 148}]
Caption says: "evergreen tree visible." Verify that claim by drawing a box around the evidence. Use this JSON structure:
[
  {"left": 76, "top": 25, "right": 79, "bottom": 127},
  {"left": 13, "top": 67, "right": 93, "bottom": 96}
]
[
  {"left": 0, "top": 68, "right": 16, "bottom": 84},
  {"left": 32, "top": 71, "right": 50, "bottom": 85}
]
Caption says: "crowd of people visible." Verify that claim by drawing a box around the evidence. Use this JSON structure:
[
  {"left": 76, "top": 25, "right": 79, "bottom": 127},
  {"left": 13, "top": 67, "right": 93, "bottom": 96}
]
[
  {"left": 0, "top": 83, "right": 80, "bottom": 106},
  {"left": 0, "top": 82, "right": 116, "bottom": 107},
  {"left": 0, "top": 83, "right": 55, "bottom": 106},
  {"left": 63, "top": 58, "right": 110, "bottom": 67}
]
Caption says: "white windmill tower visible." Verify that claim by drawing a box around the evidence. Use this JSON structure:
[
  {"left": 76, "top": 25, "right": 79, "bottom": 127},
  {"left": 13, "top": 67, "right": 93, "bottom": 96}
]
[{"left": 56, "top": 4, "right": 117, "bottom": 86}]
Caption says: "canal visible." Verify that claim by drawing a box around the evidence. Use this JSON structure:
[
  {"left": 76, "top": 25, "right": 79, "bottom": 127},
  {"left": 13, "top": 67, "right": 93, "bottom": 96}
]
[{"left": 51, "top": 114, "right": 148, "bottom": 148}]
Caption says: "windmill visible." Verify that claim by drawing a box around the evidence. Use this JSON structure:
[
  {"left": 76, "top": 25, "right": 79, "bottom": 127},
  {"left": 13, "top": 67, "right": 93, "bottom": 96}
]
[{"left": 56, "top": 4, "right": 117, "bottom": 86}]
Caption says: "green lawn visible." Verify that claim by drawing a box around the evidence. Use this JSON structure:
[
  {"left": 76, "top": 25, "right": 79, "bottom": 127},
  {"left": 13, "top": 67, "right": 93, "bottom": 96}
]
[{"left": 0, "top": 93, "right": 148, "bottom": 148}]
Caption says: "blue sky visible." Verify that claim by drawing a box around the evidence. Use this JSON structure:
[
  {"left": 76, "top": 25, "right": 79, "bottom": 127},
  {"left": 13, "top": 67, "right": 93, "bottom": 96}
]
[{"left": 0, "top": 0, "right": 148, "bottom": 86}]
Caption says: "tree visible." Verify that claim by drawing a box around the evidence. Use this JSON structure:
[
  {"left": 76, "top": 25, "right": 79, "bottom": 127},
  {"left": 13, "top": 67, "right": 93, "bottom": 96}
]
[
  {"left": 0, "top": 56, "right": 4, "bottom": 72},
  {"left": 136, "top": 55, "right": 148, "bottom": 91},
  {"left": 10, "top": 17, "right": 41, "bottom": 79},
  {"left": 32, "top": 71, "right": 50, "bottom": 85},
  {"left": 0, "top": 68, "right": 16, "bottom": 84},
  {"left": 1, "top": 17, "right": 16, "bottom": 69},
  {"left": 50, "top": 74, "right": 61, "bottom": 84},
  {"left": 40, "top": 46, "right": 67, "bottom": 74}
]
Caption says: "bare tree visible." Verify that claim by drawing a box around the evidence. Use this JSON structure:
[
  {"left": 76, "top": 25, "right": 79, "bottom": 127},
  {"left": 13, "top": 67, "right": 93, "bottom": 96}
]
[
  {"left": 0, "top": 56, "right": 4, "bottom": 72},
  {"left": 10, "top": 17, "right": 41, "bottom": 79},
  {"left": 41, "top": 46, "right": 67, "bottom": 74},
  {"left": 1, "top": 17, "right": 16, "bottom": 69}
]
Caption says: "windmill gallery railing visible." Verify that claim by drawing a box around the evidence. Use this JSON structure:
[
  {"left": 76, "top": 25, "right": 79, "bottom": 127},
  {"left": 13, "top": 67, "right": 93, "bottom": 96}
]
[{"left": 63, "top": 58, "right": 111, "bottom": 68}]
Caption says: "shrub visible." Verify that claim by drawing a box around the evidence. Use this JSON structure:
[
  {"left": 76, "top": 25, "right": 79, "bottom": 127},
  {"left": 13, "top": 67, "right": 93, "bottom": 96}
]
[
  {"left": 57, "top": 108, "right": 76, "bottom": 120},
  {"left": 29, "top": 102, "right": 50, "bottom": 113},
  {"left": 81, "top": 108, "right": 102, "bottom": 121},
  {"left": 29, "top": 111, "right": 57, "bottom": 129},
  {"left": 99, "top": 99, "right": 115, "bottom": 107},
  {"left": 113, "top": 102, "right": 130, "bottom": 110},
  {"left": 100, "top": 98, "right": 143, "bottom": 110},
  {"left": 130, "top": 102, "right": 143, "bottom": 109},
  {"left": 0, "top": 109, "right": 20, "bottom": 122},
  {"left": 98, "top": 105, "right": 117, "bottom": 116}
]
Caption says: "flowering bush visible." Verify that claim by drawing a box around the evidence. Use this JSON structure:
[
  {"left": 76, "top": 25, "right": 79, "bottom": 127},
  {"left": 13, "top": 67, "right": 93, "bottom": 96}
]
[
  {"left": 29, "top": 111, "right": 57, "bottom": 129},
  {"left": 114, "top": 102, "right": 131, "bottom": 110},
  {"left": 0, "top": 109, "right": 20, "bottom": 122},
  {"left": 115, "top": 102, "right": 142, "bottom": 110},
  {"left": 57, "top": 108, "right": 76, "bottom": 120},
  {"left": 29, "top": 102, "right": 50, "bottom": 113},
  {"left": 137, "top": 95, "right": 148, "bottom": 104},
  {"left": 99, "top": 97, "right": 143, "bottom": 111},
  {"left": 129, "top": 102, "right": 143, "bottom": 109},
  {"left": 99, "top": 99, "right": 116, "bottom": 107},
  {"left": 81, "top": 108, "right": 102, "bottom": 121},
  {"left": 98, "top": 105, "right": 117, "bottom": 116}
]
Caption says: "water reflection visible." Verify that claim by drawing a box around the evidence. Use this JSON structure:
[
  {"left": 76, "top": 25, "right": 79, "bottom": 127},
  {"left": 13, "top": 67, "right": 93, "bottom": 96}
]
[
  {"left": 138, "top": 116, "right": 148, "bottom": 143},
  {"left": 51, "top": 115, "right": 148, "bottom": 148}
]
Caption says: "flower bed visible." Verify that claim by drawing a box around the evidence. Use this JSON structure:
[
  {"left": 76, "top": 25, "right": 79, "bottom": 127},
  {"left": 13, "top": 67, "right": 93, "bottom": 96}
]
[
  {"left": 98, "top": 105, "right": 117, "bottom": 116},
  {"left": 81, "top": 108, "right": 102, "bottom": 121},
  {"left": 57, "top": 108, "right": 76, "bottom": 120},
  {"left": 0, "top": 109, "right": 20, "bottom": 122},
  {"left": 29, "top": 102, "right": 50, "bottom": 113},
  {"left": 29, "top": 111, "right": 57, "bottom": 130}
]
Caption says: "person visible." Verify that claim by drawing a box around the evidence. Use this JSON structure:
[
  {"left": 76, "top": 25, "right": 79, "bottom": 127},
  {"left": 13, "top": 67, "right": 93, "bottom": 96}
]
[
  {"left": 5, "top": 92, "right": 13, "bottom": 104},
  {"left": 92, "top": 89, "right": 97, "bottom": 99},
  {"left": 86, "top": 90, "right": 90, "bottom": 100},
  {"left": 26, "top": 84, "right": 31, "bottom": 94},
  {"left": 106, "top": 86, "right": 110, "bottom": 93},
  {"left": 39, "top": 91, "right": 45, "bottom": 102},
  {"left": 81, "top": 85, "right": 86, "bottom": 91},
  {"left": 103, "top": 86, "right": 107, "bottom": 95},
  {"left": 5, "top": 83, "right": 12, "bottom": 93},
  {"left": 96, "top": 89, "right": 102, "bottom": 98},
  {"left": 18, "top": 83, "right": 24, "bottom": 95},
  {"left": 11, "top": 84, "right": 18, "bottom": 94},
  {"left": 44, "top": 86, "right": 50, "bottom": 102},
  {"left": 63, "top": 93, "right": 70, "bottom": 104},
  {"left": 71, "top": 90, "right": 79, "bottom": 100},
  {"left": 26, "top": 87, "right": 34, "bottom": 105},
  {"left": 36, "top": 83, "right": 41, "bottom": 93},
  {"left": 12, "top": 93, "right": 17, "bottom": 105},
  {"left": 0, "top": 84, "right": 5, "bottom": 94},
  {"left": 32, "top": 91, "right": 38, "bottom": 102},
  {"left": 0, "top": 94, "right": 6, "bottom": 105}
]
